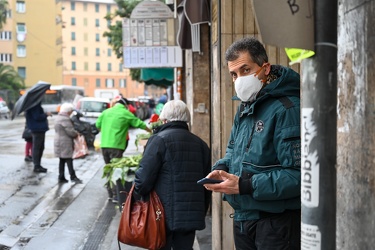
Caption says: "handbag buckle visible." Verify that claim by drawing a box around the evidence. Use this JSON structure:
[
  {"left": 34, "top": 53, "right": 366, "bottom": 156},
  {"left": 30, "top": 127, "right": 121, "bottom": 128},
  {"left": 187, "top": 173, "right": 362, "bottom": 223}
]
[{"left": 156, "top": 209, "right": 162, "bottom": 221}]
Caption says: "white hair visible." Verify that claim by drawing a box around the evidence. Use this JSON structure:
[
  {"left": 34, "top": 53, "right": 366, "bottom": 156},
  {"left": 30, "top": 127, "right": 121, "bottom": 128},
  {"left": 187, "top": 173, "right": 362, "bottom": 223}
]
[
  {"left": 59, "top": 103, "right": 74, "bottom": 113},
  {"left": 159, "top": 100, "right": 191, "bottom": 123}
]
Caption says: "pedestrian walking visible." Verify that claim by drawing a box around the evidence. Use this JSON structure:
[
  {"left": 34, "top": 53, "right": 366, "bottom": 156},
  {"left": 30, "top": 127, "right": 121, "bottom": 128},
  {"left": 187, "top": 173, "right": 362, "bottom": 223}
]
[
  {"left": 25, "top": 102, "right": 52, "bottom": 173},
  {"left": 134, "top": 100, "right": 212, "bottom": 250},
  {"left": 204, "top": 37, "right": 301, "bottom": 250},
  {"left": 54, "top": 103, "right": 81, "bottom": 183},
  {"left": 96, "top": 96, "right": 151, "bottom": 203}
]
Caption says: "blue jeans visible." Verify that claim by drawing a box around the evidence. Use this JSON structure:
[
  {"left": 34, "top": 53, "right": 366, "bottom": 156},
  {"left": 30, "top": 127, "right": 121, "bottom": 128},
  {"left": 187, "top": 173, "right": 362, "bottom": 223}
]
[{"left": 233, "top": 210, "right": 301, "bottom": 250}]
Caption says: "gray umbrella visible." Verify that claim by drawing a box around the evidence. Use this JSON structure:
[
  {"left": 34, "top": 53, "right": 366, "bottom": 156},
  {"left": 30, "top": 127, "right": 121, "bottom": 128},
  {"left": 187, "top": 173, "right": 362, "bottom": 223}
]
[{"left": 11, "top": 81, "right": 51, "bottom": 120}]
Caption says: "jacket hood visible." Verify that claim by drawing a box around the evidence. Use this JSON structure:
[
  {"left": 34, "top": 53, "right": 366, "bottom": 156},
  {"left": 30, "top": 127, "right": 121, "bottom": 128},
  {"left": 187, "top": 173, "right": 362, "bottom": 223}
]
[{"left": 232, "top": 65, "right": 300, "bottom": 102}]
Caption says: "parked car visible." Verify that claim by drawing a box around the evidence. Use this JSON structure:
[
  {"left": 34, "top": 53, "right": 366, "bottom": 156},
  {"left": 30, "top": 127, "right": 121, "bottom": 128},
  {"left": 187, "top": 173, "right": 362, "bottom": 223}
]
[
  {"left": 0, "top": 101, "right": 10, "bottom": 119},
  {"left": 75, "top": 97, "right": 110, "bottom": 123}
]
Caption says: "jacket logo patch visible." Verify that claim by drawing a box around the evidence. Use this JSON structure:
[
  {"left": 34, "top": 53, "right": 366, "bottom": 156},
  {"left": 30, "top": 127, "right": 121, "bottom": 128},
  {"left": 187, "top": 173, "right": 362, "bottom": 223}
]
[{"left": 255, "top": 120, "right": 264, "bottom": 132}]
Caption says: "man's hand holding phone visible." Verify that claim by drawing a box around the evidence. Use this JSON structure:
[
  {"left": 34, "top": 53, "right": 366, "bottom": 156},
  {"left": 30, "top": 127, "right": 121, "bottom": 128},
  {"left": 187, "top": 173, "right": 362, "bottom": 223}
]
[
  {"left": 197, "top": 177, "right": 223, "bottom": 185},
  {"left": 202, "top": 170, "right": 240, "bottom": 194}
]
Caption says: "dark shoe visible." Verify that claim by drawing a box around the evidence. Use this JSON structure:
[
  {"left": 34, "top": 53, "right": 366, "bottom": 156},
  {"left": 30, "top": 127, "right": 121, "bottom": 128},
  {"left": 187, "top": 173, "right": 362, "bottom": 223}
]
[
  {"left": 58, "top": 177, "right": 69, "bottom": 183},
  {"left": 112, "top": 196, "right": 118, "bottom": 204},
  {"left": 71, "top": 177, "right": 82, "bottom": 183},
  {"left": 34, "top": 166, "right": 47, "bottom": 173},
  {"left": 24, "top": 156, "right": 32, "bottom": 162}
]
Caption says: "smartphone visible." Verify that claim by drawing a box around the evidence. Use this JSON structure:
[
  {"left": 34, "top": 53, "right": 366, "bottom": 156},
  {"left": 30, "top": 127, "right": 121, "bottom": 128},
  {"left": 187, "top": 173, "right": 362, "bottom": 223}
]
[{"left": 197, "top": 178, "right": 223, "bottom": 185}]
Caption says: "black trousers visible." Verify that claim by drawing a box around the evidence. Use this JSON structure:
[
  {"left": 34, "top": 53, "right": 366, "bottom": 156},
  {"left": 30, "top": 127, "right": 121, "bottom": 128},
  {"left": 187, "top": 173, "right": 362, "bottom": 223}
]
[
  {"left": 31, "top": 132, "right": 45, "bottom": 168},
  {"left": 101, "top": 148, "right": 125, "bottom": 198},
  {"left": 101, "top": 148, "right": 125, "bottom": 164},
  {"left": 59, "top": 158, "right": 76, "bottom": 179},
  {"left": 159, "top": 230, "right": 196, "bottom": 250},
  {"left": 233, "top": 209, "right": 301, "bottom": 250}
]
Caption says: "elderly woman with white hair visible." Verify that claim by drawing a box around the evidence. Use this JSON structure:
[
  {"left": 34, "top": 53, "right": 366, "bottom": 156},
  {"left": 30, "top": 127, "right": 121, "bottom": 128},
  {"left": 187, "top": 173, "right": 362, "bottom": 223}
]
[
  {"left": 54, "top": 103, "right": 81, "bottom": 183},
  {"left": 134, "top": 100, "right": 211, "bottom": 250}
]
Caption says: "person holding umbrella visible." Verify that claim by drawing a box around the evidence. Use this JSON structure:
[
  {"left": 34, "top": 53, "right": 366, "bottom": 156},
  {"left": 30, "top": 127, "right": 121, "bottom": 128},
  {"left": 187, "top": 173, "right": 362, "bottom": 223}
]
[
  {"left": 13, "top": 81, "right": 52, "bottom": 173},
  {"left": 25, "top": 101, "right": 52, "bottom": 172}
]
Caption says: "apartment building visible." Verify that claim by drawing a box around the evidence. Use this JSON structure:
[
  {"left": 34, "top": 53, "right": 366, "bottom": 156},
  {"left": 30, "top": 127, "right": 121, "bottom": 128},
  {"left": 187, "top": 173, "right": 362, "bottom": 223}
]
[
  {"left": 0, "top": 0, "right": 63, "bottom": 87},
  {"left": 0, "top": 0, "right": 166, "bottom": 99},
  {"left": 61, "top": 0, "right": 147, "bottom": 98},
  {"left": 0, "top": 4, "right": 13, "bottom": 66}
]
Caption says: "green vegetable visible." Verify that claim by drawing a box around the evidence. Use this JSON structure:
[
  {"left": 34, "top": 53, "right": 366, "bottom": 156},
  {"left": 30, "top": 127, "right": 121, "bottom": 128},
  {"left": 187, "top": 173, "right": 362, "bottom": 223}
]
[
  {"left": 102, "top": 154, "right": 143, "bottom": 188},
  {"left": 135, "top": 133, "right": 151, "bottom": 149}
]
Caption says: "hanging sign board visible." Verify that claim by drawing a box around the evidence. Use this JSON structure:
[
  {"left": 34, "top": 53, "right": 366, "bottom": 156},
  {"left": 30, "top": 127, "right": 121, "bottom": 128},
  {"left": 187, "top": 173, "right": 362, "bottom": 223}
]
[
  {"left": 252, "top": 0, "right": 315, "bottom": 63},
  {"left": 123, "top": 1, "right": 182, "bottom": 68},
  {"left": 123, "top": 18, "right": 169, "bottom": 47},
  {"left": 123, "top": 46, "right": 182, "bottom": 68},
  {"left": 130, "top": 0, "right": 174, "bottom": 19}
]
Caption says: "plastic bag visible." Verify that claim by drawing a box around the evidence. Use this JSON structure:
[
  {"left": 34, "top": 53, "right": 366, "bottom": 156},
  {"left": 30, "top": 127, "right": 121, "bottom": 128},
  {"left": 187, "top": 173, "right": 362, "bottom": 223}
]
[{"left": 73, "top": 135, "right": 89, "bottom": 159}]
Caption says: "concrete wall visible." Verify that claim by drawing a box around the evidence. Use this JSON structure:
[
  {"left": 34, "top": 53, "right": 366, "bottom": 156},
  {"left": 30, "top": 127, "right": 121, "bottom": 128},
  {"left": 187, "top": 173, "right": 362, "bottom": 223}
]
[
  {"left": 336, "top": 1, "right": 375, "bottom": 249},
  {"left": 185, "top": 24, "right": 211, "bottom": 145}
]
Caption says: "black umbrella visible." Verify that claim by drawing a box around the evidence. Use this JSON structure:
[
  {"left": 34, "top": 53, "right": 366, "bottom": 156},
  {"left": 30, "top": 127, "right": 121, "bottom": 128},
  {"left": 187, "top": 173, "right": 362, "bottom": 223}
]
[{"left": 11, "top": 81, "right": 51, "bottom": 120}]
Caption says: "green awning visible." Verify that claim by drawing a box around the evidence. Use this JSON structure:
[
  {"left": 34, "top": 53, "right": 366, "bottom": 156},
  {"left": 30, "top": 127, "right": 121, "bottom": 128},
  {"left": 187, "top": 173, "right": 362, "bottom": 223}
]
[{"left": 140, "top": 68, "right": 174, "bottom": 87}]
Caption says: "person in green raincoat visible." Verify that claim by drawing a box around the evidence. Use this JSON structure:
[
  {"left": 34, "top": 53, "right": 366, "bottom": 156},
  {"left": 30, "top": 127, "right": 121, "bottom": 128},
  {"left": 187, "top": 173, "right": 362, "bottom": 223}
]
[{"left": 96, "top": 97, "right": 151, "bottom": 202}]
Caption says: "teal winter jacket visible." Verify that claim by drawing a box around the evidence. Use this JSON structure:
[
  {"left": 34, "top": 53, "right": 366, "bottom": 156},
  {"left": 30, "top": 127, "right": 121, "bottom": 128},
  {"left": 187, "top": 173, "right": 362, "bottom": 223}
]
[{"left": 212, "top": 65, "right": 301, "bottom": 221}]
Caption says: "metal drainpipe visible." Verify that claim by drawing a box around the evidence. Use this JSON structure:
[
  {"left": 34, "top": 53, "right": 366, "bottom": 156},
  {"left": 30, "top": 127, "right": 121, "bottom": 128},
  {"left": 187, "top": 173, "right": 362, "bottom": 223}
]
[{"left": 300, "top": 0, "right": 337, "bottom": 249}]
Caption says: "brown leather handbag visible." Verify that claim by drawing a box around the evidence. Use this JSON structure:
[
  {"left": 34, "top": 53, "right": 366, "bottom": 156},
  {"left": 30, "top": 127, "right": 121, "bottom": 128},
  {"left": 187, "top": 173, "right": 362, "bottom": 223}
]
[{"left": 118, "top": 185, "right": 166, "bottom": 250}]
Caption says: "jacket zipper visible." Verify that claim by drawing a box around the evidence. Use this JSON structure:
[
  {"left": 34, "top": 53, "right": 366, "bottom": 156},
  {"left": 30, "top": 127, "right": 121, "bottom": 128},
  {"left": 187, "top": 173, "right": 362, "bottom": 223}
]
[{"left": 245, "top": 122, "right": 256, "bottom": 152}]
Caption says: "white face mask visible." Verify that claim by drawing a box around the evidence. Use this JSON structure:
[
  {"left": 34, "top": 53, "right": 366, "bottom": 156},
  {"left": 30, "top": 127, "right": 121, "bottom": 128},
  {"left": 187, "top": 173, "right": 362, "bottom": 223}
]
[{"left": 234, "top": 73, "right": 264, "bottom": 102}]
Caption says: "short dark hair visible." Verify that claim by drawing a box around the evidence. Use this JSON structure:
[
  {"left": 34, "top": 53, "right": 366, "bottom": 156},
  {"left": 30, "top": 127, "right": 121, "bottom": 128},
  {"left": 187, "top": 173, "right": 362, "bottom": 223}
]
[{"left": 225, "top": 37, "right": 268, "bottom": 66}]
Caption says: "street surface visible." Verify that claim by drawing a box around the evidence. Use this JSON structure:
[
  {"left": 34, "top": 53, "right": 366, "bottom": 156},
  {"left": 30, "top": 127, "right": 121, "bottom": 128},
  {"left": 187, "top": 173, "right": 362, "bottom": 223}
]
[
  {"left": 0, "top": 115, "right": 115, "bottom": 250},
  {"left": 0, "top": 115, "right": 212, "bottom": 250}
]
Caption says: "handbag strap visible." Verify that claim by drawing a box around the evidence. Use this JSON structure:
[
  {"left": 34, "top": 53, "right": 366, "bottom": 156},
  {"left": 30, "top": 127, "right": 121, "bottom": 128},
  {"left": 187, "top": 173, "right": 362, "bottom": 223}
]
[{"left": 118, "top": 185, "right": 135, "bottom": 250}]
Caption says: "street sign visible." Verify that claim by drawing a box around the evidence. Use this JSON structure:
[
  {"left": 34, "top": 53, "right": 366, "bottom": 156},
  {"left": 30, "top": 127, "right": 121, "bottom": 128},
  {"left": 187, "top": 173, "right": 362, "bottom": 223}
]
[
  {"left": 123, "top": 1, "right": 182, "bottom": 68},
  {"left": 130, "top": 0, "right": 174, "bottom": 19},
  {"left": 123, "top": 46, "right": 182, "bottom": 68}
]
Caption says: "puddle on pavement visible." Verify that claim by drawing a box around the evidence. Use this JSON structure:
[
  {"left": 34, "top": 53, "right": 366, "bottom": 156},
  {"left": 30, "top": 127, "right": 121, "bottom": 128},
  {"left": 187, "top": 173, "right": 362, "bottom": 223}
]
[
  {"left": 26, "top": 180, "right": 40, "bottom": 186},
  {"left": 0, "top": 244, "right": 11, "bottom": 250},
  {"left": 18, "top": 237, "right": 31, "bottom": 244},
  {"left": 17, "top": 192, "right": 37, "bottom": 198}
]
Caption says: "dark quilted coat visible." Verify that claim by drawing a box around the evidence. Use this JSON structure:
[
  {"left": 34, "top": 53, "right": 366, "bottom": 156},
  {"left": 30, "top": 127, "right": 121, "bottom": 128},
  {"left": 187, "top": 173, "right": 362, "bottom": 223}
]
[{"left": 134, "top": 121, "right": 211, "bottom": 231}]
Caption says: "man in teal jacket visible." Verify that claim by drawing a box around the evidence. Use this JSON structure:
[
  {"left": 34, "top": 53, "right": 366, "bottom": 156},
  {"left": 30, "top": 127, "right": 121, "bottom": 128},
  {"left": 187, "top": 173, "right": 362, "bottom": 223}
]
[
  {"left": 205, "top": 37, "right": 301, "bottom": 250},
  {"left": 96, "top": 97, "right": 151, "bottom": 202}
]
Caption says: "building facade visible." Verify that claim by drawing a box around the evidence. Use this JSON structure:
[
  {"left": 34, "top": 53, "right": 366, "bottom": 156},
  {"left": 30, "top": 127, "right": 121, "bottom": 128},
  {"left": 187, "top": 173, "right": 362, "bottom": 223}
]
[
  {"left": 0, "top": 0, "right": 63, "bottom": 87},
  {"left": 0, "top": 0, "right": 168, "bottom": 101},
  {"left": 0, "top": 3, "right": 13, "bottom": 66},
  {"left": 61, "top": 0, "right": 145, "bottom": 98}
]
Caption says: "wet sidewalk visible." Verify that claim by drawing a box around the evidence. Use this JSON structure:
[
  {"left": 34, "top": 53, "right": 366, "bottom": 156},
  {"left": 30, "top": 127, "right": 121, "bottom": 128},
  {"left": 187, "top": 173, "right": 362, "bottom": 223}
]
[{"left": 0, "top": 124, "right": 212, "bottom": 249}]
